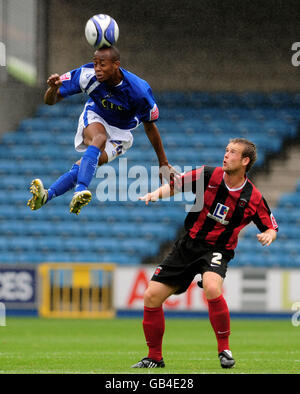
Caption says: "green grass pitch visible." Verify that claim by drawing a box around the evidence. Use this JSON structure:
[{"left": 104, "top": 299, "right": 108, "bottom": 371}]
[{"left": 0, "top": 317, "right": 299, "bottom": 374}]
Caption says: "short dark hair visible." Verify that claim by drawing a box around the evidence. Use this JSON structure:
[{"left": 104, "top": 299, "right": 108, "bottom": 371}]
[
  {"left": 229, "top": 138, "right": 257, "bottom": 172},
  {"left": 96, "top": 46, "right": 120, "bottom": 62}
]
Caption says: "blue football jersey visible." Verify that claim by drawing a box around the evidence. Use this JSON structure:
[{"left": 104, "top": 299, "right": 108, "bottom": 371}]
[{"left": 59, "top": 63, "right": 159, "bottom": 129}]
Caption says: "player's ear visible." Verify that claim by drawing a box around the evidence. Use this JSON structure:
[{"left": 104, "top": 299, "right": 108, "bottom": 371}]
[
  {"left": 242, "top": 156, "right": 250, "bottom": 168},
  {"left": 112, "top": 59, "right": 120, "bottom": 68}
]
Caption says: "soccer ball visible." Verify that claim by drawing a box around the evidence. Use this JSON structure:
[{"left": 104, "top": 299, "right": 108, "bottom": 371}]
[{"left": 85, "top": 14, "right": 119, "bottom": 49}]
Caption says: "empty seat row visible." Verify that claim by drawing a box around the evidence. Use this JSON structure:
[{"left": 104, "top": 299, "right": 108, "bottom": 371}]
[
  {"left": 18, "top": 116, "right": 297, "bottom": 137},
  {"left": 0, "top": 220, "right": 177, "bottom": 240},
  {"left": 2, "top": 128, "right": 283, "bottom": 150},
  {"left": 0, "top": 203, "right": 186, "bottom": 224},
  {"left": 0, "top": 236, "right": 160, "bottom": 256},
  {"left": 0, "top": 251, "right": 140, "bottom": 265},
  {"left": 39, "top": 91, "right": 300, "bottom": 109},
  {"left": 232, "top": 252, "right": 300, "bottom": 268}
]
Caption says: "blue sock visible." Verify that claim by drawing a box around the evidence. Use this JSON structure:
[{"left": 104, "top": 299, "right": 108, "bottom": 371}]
[
  {"left": 47, "top": 164, "right": 79, "bottom": 202},
  {"left": 75, "top": 145, "right": 101, "bottom": 193}
]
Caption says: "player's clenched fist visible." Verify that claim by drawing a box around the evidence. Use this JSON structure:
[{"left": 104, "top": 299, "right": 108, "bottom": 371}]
[
  {"left": 47, "top": 73, "right": 62, "bottom": 89},
  {"left": 257, "top": 229, "right": 276, "bottom": 246}
]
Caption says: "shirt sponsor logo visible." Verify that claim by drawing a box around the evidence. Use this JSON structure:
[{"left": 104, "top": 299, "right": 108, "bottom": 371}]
[
  {"left": 207, "top": 203, "right": 230, "bottom": 225},
  {"left": 101, "top": 98, "right": 124, "bottom": 111}
]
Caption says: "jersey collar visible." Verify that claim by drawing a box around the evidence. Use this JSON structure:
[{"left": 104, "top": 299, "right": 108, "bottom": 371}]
[{"left": 223, "top": 172, "right": 248, "bottom": 192}]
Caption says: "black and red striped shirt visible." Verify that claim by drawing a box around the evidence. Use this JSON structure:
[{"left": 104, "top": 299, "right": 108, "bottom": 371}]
[{"left": 179, "top": 166, "right": 278, "bottom": 251}]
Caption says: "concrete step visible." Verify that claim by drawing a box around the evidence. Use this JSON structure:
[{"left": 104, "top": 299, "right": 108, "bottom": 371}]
[{"left": 254, "top": 143, "right": 300, "bottom": 207}]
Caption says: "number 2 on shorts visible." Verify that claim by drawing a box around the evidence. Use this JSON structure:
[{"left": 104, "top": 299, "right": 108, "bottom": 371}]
[{"left": 211, "top": 252, "right": 222, "bottom": 266}]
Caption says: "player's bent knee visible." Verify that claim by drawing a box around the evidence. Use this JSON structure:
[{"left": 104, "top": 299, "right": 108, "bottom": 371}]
[
  {"left": 144, "top": 286, "right": 168, "bottom": 308},
  {"left": 203, "top": 282, "right": 222, "bottom": 300},
  {"left": 202, "top": 271, "right": 223, "bottom": 300},
  {"left": 83, "top": 123, "right": 107, "bottom": 150},
  {"left": 144, "top": 287, "right": 162, "bottom": 308},
  {"left": 144, "top": 281, "right": 176, "bottom": 308},
  {"left": 90, "top": 134, "right": 107, "bottom": 151}
]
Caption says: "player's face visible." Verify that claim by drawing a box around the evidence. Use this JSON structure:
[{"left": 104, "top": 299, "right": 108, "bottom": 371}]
[
  {"left": 223, "top": 143, "right": 248, "bottom": 173},
  {"left": 93, "top": 52, "right": 119, "bottom": 83}
]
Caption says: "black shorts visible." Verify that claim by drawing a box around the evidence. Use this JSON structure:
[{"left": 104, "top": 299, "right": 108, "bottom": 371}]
[{"left": 151, "top": 233, "right": 234, "bottom": 294}]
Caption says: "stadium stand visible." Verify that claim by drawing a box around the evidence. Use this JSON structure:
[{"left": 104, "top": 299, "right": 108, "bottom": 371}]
[{"left": 0, "top": 91, "right": 299, "bottom": 267}]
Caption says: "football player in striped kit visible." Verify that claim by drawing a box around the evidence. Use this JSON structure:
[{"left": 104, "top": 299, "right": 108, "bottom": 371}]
[
  {"left": 27, "top": 46, "right": 177, "bottom": 214},
  {"left": 133, "top": 138, "right": 278, "bottom": 369}
]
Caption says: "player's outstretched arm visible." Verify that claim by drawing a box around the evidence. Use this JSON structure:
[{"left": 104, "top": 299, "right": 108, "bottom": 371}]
[
  {"left": 139, "top": 183, "right": 176, "bottom": 205},
  {"left": 143, "top": 122, "right": 168, "bottom": 165},
  {"left": 143, "top": 121, "right": 181, "bottom": 185},
  {"left": 257, "top": 229, "right": 277, "bottom": 246},
  {"left": 44, "top": 73, "right": 64, "bottom": 105}
]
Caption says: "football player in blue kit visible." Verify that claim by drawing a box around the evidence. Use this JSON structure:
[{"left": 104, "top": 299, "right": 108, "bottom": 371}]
[{"left": 27, "top": 46, "right": 177, "bottom": 214}]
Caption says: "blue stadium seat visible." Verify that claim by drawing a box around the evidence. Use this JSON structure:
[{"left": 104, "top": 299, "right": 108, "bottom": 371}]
[
  {"left": 278, "top": 193, "right": 300, "bottom": 208},
  {"left": 239, "top": 92, "right": 272, "bottom": 107},
  {"left": 262, "top": 120, "right": 295, "bottom": 137},
  {"left": 278, "top": 224, "right": 300, "bottom": 239},
  {"left": 36, "top": 104, "right": 83, "bottom": 118},
  {"left": 268, "top": 92, "right": 295, "bottom": 107}
]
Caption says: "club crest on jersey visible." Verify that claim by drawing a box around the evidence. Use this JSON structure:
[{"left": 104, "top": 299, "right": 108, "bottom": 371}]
[
  {"left": 154, "top": 266, "right": 162, "bottom": 276},
  {"left": 239, "top": 198, "right": 248, "bottom": 208},
  {"left": 207, "top": 203, "right": 230, "bottom": 225}
]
